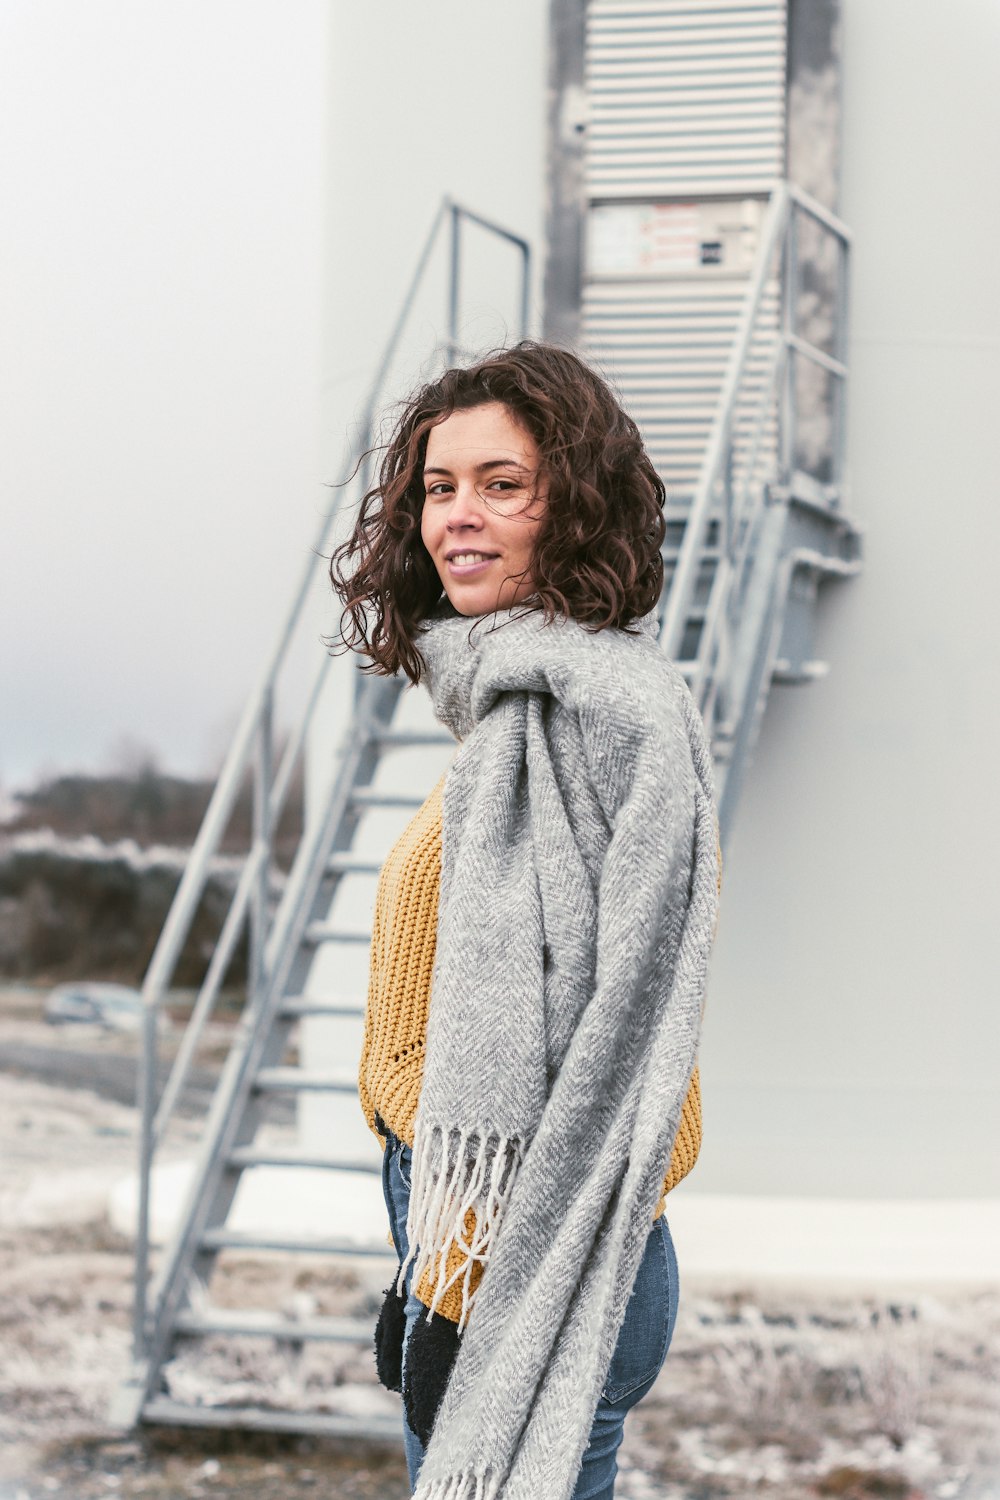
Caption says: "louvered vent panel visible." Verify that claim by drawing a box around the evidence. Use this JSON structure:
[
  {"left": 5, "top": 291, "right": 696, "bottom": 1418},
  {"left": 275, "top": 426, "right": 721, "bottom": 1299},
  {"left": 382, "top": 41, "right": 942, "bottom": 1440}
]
[
  {"left": 587, "top": 0, "right": 787, "bottom": 197},
  {"left": 584, "top": 278, "right": 781, "bottom": 500},
  {"left": 580, "top": 1, "right": 786, "bottom": 502}
]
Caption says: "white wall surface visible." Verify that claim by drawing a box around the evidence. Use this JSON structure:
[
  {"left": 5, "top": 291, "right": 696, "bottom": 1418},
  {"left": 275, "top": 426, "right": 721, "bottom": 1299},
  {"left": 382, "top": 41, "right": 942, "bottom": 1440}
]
[
  {"left": 696, "top": 0, "right": 1000, "bottom": 1198},
  {"left": 0, "top": 1, "right": 329, "bottom": 788}
]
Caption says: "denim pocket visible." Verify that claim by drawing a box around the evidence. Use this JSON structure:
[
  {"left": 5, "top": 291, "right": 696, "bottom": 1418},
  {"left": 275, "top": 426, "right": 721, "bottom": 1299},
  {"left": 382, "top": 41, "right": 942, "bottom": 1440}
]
[
  {"left": 601, "top": 1217, "right": 679, "bottom": 1405},
  {"left": 396, "top": 1139, "right": 413, "bottom": 1190}
]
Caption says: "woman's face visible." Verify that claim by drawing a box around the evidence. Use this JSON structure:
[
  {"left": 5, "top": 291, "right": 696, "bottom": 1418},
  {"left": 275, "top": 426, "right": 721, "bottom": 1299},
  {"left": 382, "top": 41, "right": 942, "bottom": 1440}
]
[{"left": 420, "top": 402, "right": 546, "bottom": 617}]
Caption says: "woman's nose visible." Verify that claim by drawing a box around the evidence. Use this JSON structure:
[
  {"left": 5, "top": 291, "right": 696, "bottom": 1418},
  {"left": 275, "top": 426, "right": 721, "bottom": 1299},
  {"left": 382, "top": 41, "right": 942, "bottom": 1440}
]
[{"left": 445, "top": 480, "right": 485, "bottom": 527}]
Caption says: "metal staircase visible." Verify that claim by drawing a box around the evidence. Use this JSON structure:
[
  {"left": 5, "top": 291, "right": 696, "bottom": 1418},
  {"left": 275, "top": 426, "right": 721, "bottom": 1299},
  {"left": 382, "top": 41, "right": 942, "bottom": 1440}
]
[
  {"left": 657, "top": 181, "right": 862, "bottom": 831},
  {"left": 114, "top": 181, "right": 860, "bottom": 1438}
]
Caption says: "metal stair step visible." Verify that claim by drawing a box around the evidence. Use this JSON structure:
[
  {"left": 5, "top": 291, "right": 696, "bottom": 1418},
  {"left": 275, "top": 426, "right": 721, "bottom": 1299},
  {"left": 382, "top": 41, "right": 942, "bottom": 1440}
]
[
  {"left": 664, "top": 545, "right": 722, "bottom": 562},
  {"left": 772, "top": 657, "right": 830, "bottom": 683},
  {"left": 349, "top": 788, "right": 427, "bottom": 810},
  {"left": 200, "top": 1227, "right": 393, "bottom": 1257},
  {"left": 371, "top": 727, "right": 455, "bottom": 748},
  {"left": 280, "top": 994, "right": 364, "bottom": 1019},
  {"left": 770, "top": 468, "right": 841, "bottom": 510},
  {"left": 303, "top": 922, "right": 372, "bottom": 947},
  {"left": 326, "top": 851, "right": 384, "bottom": 875},
  {"left": 253, "top": 1068, "right": 357, "bottom": 1094},
  {"left": 140, "top": 1397, "right": 402, "bottom": 1441},
  {"left": 173, "top": 1307, "right": 374, "bottom": 1342},
  {"left": 228, "top": 1145, "right": 380, "bottom": 1173}
]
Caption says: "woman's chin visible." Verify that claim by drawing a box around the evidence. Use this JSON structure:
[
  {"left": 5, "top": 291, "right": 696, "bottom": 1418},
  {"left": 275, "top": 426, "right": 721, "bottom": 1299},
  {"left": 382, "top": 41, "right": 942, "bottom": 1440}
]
[
  {"left": 448, "top": 597, "right": 497, "bottom": 617},
  {"left": 440, "top": 583, "right": 537, "bottom": 617}
]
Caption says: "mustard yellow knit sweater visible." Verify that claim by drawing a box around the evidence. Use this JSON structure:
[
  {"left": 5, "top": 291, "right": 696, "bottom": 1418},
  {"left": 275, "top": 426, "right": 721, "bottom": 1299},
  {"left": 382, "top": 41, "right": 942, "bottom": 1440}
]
[{"left": 360, "top": 769, "right": 711, "bottom": 1323}]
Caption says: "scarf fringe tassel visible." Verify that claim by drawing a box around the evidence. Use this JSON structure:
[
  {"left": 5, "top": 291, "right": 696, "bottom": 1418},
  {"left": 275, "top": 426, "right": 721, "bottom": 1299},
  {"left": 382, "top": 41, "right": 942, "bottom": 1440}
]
[
  {"left": 413, "top": 1469, "right": 501, "bottom": 1500},
  {"left": 397, "top": 1125, "right": 522, "bottom": 1333}
]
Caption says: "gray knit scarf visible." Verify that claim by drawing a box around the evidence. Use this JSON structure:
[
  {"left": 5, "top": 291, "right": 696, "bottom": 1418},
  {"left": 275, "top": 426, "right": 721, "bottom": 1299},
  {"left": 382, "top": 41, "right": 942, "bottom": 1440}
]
[{"left": 400, "top": 599, "right": 720, "bottom": 1500}]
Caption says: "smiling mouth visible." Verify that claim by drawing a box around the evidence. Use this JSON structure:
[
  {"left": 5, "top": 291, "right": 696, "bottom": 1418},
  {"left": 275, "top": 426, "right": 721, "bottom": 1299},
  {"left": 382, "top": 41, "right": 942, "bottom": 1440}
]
[{"left": 446, "top": 552, "right": 499, "bottom": 569}]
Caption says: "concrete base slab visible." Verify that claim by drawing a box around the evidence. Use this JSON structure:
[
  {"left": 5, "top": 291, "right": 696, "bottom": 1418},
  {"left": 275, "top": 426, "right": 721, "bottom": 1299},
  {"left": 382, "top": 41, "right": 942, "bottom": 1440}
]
[{"left": 110, "top": 1162, "right": 1000, "bottom": 1290}]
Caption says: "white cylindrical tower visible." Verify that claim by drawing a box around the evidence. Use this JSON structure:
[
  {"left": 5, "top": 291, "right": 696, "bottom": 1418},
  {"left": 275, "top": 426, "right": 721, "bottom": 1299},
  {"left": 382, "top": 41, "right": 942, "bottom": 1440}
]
[{"left": 699, "top": 0, "right": 1000, "bottom": 1216}]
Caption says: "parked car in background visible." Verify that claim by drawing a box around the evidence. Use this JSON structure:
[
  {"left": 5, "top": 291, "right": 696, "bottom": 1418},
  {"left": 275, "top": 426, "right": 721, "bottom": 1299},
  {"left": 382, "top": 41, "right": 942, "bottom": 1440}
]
[{"left": 44, "top": 981, "right": 146, "bottom": 1032}]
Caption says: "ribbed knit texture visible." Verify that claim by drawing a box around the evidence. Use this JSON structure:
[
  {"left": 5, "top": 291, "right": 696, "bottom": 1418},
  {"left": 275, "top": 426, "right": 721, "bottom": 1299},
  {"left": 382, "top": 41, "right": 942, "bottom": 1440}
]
[{"left": 359, "top": 771, "right": 709, "bottom": 1322}]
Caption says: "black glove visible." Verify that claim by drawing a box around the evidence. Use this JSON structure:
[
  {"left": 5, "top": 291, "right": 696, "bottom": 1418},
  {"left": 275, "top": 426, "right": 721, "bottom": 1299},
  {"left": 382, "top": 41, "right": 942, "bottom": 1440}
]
[
  {"left": 374, "top": 1281, "right": 407, "bottom": 1393},
  {"left": 402, "top": 1302, "right": 462, "bottom": 1446}
]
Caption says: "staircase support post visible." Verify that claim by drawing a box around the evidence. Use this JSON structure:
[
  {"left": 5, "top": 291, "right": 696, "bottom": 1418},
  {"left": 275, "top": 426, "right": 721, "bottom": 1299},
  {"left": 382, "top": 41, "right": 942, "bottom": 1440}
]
[
  {"left": 250, "top": 686, "right": 274, "bottom": 1006},
  {"left": 780, "top": 206, "right": 799, "bottom": 484}
]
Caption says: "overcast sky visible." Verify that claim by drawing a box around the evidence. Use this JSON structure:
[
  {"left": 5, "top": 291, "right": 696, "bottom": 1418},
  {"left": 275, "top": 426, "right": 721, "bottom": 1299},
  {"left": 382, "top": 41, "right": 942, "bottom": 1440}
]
[{"left": 1, "top": 1, "right": 329, "bottom": 791}]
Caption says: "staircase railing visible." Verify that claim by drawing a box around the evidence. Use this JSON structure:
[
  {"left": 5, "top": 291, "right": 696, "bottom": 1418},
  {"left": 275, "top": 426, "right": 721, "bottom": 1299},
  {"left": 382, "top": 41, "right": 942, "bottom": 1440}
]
[
  {"left": 658, "top": 182, "right": 853, "bottom": 831},
  {"left": 128, "top": 177, "right": 858, "bottom": 1406},
  {"left": 130, "top": 199, "right": 531, "bottom": 1366}
]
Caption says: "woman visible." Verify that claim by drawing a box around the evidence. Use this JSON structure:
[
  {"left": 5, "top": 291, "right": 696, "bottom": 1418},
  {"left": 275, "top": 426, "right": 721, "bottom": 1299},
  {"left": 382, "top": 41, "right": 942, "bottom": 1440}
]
[{"left": 330, "top": 341, "right": 721, "bottom": 1500}]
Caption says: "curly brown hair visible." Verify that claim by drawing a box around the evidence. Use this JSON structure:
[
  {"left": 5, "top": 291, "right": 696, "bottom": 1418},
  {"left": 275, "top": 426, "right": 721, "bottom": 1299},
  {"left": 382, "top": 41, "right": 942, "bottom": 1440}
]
[{"left": 328, "top": 340, "right": 666, "bottom": 683}]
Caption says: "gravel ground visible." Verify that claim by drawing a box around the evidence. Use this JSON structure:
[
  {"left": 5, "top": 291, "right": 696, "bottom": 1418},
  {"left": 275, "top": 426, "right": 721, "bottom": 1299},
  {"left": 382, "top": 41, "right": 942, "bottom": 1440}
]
[{"left": 2, "top": 987, "right": 999, "bottom": 1500}]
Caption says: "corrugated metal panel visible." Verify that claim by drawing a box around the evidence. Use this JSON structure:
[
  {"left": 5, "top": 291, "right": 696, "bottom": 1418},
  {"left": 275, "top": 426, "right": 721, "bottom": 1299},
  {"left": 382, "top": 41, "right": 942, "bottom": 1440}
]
[
  {"left": 584, "top": 278, "right": 780, "bottom": 499},
  {"left": 580, "top": 2, "right": 787, "bottom": 505},
  {"left": 587, "top": 1, "right": 786, "bottom": 197}
]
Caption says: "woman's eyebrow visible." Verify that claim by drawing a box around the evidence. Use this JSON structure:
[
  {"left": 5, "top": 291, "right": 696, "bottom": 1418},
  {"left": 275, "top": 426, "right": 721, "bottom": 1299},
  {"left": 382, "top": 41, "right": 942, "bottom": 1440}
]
[{"left": 423, "top": 459, "right": 529, "bottom": 477}]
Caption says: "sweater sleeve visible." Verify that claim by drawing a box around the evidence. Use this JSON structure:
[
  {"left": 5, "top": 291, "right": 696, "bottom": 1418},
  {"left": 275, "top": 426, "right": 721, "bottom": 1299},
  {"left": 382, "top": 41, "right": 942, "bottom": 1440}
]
[{"left": 358, "top": 879, "right": 386, "bottom": 1146}]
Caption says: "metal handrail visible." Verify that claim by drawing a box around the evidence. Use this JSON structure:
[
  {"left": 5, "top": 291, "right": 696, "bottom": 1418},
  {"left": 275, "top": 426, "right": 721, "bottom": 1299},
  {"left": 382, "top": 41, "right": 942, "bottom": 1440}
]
[
  {"left": 661, "top": 180, "right": 852, "bottom": 700},
  {"left": 690, "top": 339, "right": 789, "bottom": 711},
  {"left": 787, "top": 181, "right": 851, "bottom": 242},
  {"left": 659, "top": 181, "right": 791, "bottom": 662},
  {"left": 131, "top": 198, "right": 532, "bottom": 1361},
  {"left": 149, "top": 618, "right": 340, "bottom": 1142}
]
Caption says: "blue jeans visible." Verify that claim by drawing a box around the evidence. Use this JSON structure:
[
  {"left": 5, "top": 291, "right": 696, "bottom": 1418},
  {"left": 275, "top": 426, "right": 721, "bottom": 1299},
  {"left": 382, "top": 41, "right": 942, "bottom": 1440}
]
[{"left": 380, "top": 1127, "right": 679, "bottom": 1500}]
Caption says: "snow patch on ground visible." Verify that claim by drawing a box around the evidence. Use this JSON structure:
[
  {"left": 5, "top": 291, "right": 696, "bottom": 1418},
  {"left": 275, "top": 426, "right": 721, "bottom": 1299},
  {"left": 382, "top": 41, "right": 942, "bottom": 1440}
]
[
  {"left": 1, "top": 1073, "right": 200, "bottom": 1230},
  {"left": 109, "top": 1161, "right": 388, "bottom": 1250},
  {"left": 0, "top": 827, "right": 244, "bottom": 879}
]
